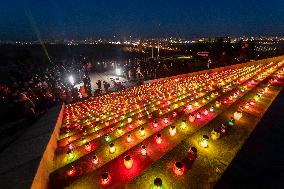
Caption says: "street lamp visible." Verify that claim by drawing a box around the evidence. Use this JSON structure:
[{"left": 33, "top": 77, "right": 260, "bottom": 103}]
[
  {"left": 116, "top": 68, "right": 122, "bottom": 75},
  {"left": 68, "top": 75, "right": 75, "bottom": 85}
]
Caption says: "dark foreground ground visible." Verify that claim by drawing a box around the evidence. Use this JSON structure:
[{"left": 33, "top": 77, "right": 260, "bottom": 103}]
[
  {"left": 0, "top": 106, "right": 61, "bottom": 189},
  {"left": 215, "top": 88, "right": 284, "bottom": 189}
]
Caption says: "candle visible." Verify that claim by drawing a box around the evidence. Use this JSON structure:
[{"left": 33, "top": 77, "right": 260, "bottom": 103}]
[
  {"left": 153, "top": 178, "right": 163, "bottom": 189},
  {"left": 156, "top": 133, "right": 162, "bottom": 144},
  {"left": 124, "top": 155, "right": 133, "bottom": 169},
  {"left": 188, "top": 147, "right": 198, "bottom": 161},
  {"left": 126, "top": 134, "right": 132, "bottom": 143},
  {"left": 100, "top": 172, "right": 111, "bottom": 186},
  {"left": 141, "top": 145, "right": 147, "bottom": 156},
  {"left": 169, "top": 125, "right": 176, "bottom": 136},
  {"left": 92, "top": 155, "right": 98, "bottom": 164},
  {"left": 173, "top": 161, "right": 185, "bottom": 176},
  {"left": 200, "top": 135, "right": 209, "bottom": 148},
  {"left": 109, "top": 143, "right": 116, "bottom": 154}
]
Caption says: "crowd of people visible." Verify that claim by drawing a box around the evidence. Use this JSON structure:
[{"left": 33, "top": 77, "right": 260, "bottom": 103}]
[
  {"left": 0, "top": 56, "right": 185, "bottom": 125},
  {"left": 0, "top": 59, "right": 93, "bottom": 124}
]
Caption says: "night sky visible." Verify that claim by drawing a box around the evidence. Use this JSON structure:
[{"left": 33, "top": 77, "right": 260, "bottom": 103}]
[{"left": 0, "top": 0, "right": 284, "bottom": 40}]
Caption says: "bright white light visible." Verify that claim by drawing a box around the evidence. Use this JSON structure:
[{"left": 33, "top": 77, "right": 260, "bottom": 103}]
[
  {"left": 68, "top": 75, "right": 75, "bottom": 85},
  {"left": 116, "top": 68, "right": 122, "bottom": 75}
]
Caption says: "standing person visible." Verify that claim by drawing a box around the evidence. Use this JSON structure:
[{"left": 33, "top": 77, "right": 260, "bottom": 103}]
[
  {"left": 83, "top": 74, "right": 92, "bottom": 96},
  {"left": 128, "top": 69, "right": 132, "bottom": 81},
  {"left": 96, "top": 80, "right": 102, "bottom": 89},
  {"left": 18, "top": 93, "right": 36, "bottom": 124},
  {"left": 207, "top": 59, "right": 212, "bottom": 69},
  {"left": 53, "top": 83, "right": 61, "bottom": 103},
  {"left": 71, "top": 87, "right": 80, "bottom": 102},
  {"left": 93, "top": 88, "right": 102, "bottom": 96},
  {"left": 65, "top": 89, "right": 72, "bottom": 104},
  {"left": 136, "top": 65, "right": 144, "bottom": 80},
  {"left": 103, "top": 81, "right": 110, "bottom": 93},
  {"left": 80, "top": 85, "right": 89, "bottom": 100}
]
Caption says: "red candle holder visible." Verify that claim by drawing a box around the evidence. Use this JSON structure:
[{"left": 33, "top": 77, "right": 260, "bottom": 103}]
[
  {"left": 173, "top": 161, "right": 185, "bottom": 176},
  {"left": 188, "top": 147, "right": 198, "bottom": 161},
  {"left": 100, "top": 172, "right": 111, "bottom": 186}
]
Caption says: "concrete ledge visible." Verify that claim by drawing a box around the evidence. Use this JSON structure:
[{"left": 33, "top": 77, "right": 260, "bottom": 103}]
[{"left": 31, "top": 105, "right": 64, "bottom": 189}]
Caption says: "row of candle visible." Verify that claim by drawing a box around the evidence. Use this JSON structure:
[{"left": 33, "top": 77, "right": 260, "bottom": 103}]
[{"left": 49, "top": 61, "right": 283, "bottom": 188}]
